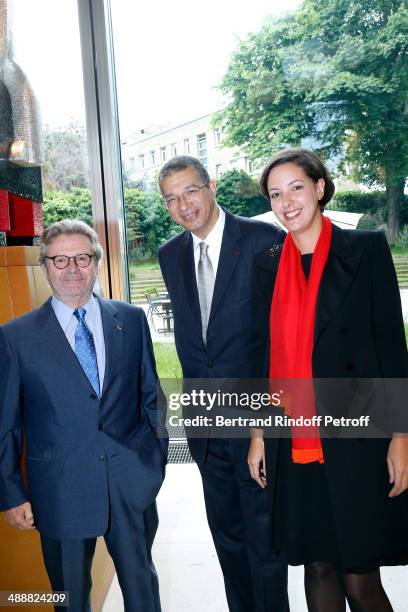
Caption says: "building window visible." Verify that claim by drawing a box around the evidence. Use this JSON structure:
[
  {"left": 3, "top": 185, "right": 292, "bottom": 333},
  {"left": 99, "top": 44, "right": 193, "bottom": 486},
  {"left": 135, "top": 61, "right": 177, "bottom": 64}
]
[
  {"left": 229, "top": 158, "right": 238, "bottom": 169},
  {"left": 215, "top": 164, "right": 222, "bottom": 179},
  {"left": 171, "top": 143, "right": 177, "bottom": 156},
  {"left": 129, "top": 156, "right": 135, "bottom": 170},
  {"left": 214, "top": 127, "right": 221, "bottom": 145},
  {"left": 184, "top": 138, "right": 190, "bottom": 154},
  {"left": 160, "top": 146, "right": 167, "bottom": 162},
  {"left": 150, "top": 150, "right": 156, "bottom": 166},
  {"left": 246, "top": 158, "right": 253, "bottom": 174},
  {"left": 197, "top": 133, "right": 207, "bottom": 167},
  {"left": 139, "top": 154, "right": 145, "bottom": 169}
]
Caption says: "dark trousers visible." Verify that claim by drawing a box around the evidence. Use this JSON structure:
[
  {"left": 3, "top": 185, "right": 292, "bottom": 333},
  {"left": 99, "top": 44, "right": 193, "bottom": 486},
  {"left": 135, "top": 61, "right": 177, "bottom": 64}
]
[
  {"left": 40, "top": 475, "right": 161, "bottom": 612},
  {"left": 199, "top": 438, "right": 288, "bottom": 612}
]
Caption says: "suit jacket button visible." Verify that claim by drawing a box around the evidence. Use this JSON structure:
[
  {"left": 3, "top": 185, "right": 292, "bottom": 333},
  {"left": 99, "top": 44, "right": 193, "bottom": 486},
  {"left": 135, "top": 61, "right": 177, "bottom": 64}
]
[
  {"left": 90, "top": 393, "right": 97, "bottom": 400},
  {"left": 99, "top": 455, "right": 105, "bottom": 461},
  {"left": 346, "top": 363, "right": 355, "bottom": 371},
  {"left": 340, "top": 327, "right": 349, "bottom": 335},
  {"left": 98, "top": 424, "right": 104, "bottom": 431},
  {"left": 208, "top": 361, "right": 213, "bottom": 367}
]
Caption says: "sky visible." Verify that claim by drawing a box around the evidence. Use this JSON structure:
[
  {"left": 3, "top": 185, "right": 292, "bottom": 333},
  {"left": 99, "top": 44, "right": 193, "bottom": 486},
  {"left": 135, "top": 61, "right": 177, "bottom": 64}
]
[{"left": 11, "top": 0, "right": 302, "bottom": 137}]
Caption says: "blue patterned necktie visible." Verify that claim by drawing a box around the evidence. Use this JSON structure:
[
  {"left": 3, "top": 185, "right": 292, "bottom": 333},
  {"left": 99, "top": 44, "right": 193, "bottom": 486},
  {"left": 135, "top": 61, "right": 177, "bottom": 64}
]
[{"left": 73, "top": 307, "right": 100, "bottom": 396}]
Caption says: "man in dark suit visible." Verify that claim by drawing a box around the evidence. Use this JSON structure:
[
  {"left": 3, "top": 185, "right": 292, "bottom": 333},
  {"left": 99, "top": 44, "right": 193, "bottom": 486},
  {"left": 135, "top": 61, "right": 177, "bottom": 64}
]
[
  {"left": 158, "top": 156, "right": 288, "bottom": 612},
  {"left": 0, "top": 220, "right": 168, "bottom": 612}
]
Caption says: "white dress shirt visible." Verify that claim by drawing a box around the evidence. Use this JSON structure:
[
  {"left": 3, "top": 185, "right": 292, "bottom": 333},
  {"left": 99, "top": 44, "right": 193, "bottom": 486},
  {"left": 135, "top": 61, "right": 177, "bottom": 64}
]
[
  {"left": 51, "top": 294, "right": 106, "bottom": 393},
  {"left": 192, "top": 205, "right": 226, "bottom": 280}
]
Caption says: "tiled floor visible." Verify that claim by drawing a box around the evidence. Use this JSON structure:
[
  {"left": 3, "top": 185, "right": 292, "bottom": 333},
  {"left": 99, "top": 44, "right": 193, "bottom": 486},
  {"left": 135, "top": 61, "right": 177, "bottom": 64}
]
[{"left": 102, "top": 464, "right": 408, "bottom": 612}]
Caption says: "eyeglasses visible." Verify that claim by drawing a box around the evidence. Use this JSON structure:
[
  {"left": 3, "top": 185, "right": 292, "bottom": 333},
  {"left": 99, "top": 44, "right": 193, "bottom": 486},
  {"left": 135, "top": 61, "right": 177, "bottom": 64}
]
[
  {"left": 162, "top": 182, "right": 209, "bottom": 207},
  {"left": 45, "top": 253, "right": 94, "bottom": 269}
]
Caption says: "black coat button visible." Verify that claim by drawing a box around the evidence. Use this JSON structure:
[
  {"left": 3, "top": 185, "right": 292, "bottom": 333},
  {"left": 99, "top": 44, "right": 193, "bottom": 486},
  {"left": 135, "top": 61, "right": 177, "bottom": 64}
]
[
  {"left": 208, "top": 361, "right": 213, "bottom": 367},
  {"left": 346, "top": 363, "right": 355, "bottom": 371},
  {"left": 90, "top": 393, "right": 97, "bottom": 400},
  {"left": 98, "top": 424, "right": 104, "bottom": 431},
  {"left": 340, "top": 327, "right": 349, "bottom": 335}
]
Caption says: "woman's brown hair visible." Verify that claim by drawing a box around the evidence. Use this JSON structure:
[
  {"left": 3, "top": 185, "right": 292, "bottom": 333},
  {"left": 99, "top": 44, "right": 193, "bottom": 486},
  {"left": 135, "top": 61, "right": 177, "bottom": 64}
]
[{"left": 259, "top": 148, "right": 335, "bottom": 209}]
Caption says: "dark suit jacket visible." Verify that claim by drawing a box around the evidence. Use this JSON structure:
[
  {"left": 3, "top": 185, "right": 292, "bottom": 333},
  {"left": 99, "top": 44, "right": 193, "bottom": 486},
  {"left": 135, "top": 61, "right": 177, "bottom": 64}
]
[
  {"left": 0, "top": 297, "right": 168, "bottom": 539},
  {"left": 159, "top": 209, "right": 284, "bottom": 464},
  {"left": 253, "top": 225, "right": 408, "bottom": 567}
]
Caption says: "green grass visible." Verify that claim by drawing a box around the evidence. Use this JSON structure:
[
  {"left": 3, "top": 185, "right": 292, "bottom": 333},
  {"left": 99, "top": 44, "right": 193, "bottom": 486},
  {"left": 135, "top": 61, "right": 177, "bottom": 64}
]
[
  {"left": 391, "top": 247, "right": 408, "bottom": 256},
  {"left": 153, "top": 342, "right": 182, "bottom": 379},
  {"left": 129, "top": 259, "right": 159, "bottom": 277}
]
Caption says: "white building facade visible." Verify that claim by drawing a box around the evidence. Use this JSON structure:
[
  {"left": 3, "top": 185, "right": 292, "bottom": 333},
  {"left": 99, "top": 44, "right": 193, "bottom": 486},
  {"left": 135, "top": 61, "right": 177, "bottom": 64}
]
[{"left": 122, "top": 113, "right": 257, "bottom": 185}]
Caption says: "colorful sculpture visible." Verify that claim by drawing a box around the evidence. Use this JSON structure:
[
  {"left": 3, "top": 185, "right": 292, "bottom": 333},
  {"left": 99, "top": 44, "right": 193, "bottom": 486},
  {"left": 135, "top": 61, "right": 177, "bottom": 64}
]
[{"left": 0, "top": 0, "right": 44, "bottom": 246}]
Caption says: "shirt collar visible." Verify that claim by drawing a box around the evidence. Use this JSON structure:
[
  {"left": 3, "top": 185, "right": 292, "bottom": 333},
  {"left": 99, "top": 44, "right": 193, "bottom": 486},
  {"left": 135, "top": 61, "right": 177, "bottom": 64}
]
[
  {"left": 51, "top": 294, "right": 97, "bottom": 325},
  {"left": 192, "top": 205, "right": 225, "bottom": 251}
]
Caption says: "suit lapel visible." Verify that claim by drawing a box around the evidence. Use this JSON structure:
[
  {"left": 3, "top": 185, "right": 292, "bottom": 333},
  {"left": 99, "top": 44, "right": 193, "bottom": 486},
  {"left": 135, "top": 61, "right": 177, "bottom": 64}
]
[
  {"left": 98, "top": 298, "right": 124, "bottom": 396},
  {"left": 208, "top": 211, "right": 241, "bottom": 323},
  {"left": 179, "top": 231, "right": 201, "bottom": 320},
  {"left": 314, "top": 225, "right": 363, "bottom": 345},
  {"left": 36, "top": 298, "right": 97, "bottom": 396},
  {"left": 253, "top": 227, "right": 363, "bottom": 349}
]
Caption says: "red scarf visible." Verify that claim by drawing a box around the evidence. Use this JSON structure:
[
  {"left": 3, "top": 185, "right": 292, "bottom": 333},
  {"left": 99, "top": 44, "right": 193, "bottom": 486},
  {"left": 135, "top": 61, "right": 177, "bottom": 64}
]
[{"left": 269, "top": 216, "right": 332, "bottom": 464}]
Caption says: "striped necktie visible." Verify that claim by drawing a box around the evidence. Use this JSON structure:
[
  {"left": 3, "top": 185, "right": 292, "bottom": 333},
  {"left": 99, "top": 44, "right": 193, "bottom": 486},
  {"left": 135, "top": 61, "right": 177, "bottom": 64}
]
[{"left": 73, "top": 307, "right": 100, "bottom": 396}]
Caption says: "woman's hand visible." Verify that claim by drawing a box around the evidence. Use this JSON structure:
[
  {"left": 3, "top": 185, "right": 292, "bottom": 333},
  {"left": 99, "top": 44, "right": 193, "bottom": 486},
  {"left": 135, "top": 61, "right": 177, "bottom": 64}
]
[
  {"left": 248, "top": 435, "right": 267, "bottom": 489},
  {"left": 387, "top": 435, "right": 408, "bottom": 497}
]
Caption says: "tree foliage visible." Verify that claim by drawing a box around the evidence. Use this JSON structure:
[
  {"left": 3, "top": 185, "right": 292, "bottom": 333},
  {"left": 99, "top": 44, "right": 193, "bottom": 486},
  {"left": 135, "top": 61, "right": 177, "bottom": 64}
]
[
  {"left": 42, "top": 188, "right": 93, "bottom": 226},
  {"left": 42, "top": 123, "right": 89, "bottom": 193},
  {"left": 216, "top": 0, "right": 408, "bottom": 238},
  {"left": 124, "top": 187, "right": 180, "bottom": 257},
  {"left": 216, "top": 169, "right": 269, "bottom": 217}
]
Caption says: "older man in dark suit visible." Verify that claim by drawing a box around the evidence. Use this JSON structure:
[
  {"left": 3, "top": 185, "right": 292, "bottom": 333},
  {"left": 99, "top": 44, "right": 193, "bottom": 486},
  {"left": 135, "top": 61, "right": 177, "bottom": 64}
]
[
  {"left": 158, "top": 156, "right": 288, "bottom": 612},
  {"left": 0, "top": 219, "right": 167, "bottom": 612}
]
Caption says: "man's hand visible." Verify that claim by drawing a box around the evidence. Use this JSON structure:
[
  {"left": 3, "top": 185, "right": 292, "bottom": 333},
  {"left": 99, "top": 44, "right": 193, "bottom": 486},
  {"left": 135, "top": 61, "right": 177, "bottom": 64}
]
[
  {"left": 387, "top": 435, "right": 408, "bottom": 498},
  {"left": 4, "top": 501, "right": 35, "bottom": 530},
  {"left": 248, "top": 437, "right": 267, "bottom": 489}
]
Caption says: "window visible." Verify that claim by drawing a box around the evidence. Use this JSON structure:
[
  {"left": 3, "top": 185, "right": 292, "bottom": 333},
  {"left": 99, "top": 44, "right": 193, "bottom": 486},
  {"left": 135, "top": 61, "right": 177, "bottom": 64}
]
[
  {"left": 215, "top": 164, "right": 223, "bottom": 179},
  {"left": 150, "top": 150, "right": 156, "bottom": 166},
  {"left": 129, "top": 157, "right": 135, "bottom": 170},
  {"left": 214, "top": 127, "right": 221, "bottom": 145},
  {"left": 197, "top": 133, "right": 207, "bottom": 167},
  {"left": 171, "top": 143, "right": 177, "bottom": 156},
  {"left": 246, "top": 158, "right": 253, "bottom": 174},
  {"left": 160, "top": 146, "right": 167, "bottom": 162},
  {"left": 184, "top": 138, "right": 190, "bottom": 154},
  {"left": 139, "top": 154, "right": 145, "bottom": 169}
]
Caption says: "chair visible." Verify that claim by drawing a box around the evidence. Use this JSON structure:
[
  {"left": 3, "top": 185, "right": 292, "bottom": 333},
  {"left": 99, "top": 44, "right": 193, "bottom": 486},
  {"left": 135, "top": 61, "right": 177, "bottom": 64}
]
[{"left": 145, "top": 293, "right": 173, "bottom": 333}]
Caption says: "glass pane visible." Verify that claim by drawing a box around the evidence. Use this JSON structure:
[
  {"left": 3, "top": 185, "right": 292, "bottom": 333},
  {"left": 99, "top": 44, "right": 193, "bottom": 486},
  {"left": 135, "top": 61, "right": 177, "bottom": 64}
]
[
  {"left": 10, "top": 0, "right": 92, "bottom": 233},
  {"left": 111, "top": 0, "right": 303, "bottom": 382}
]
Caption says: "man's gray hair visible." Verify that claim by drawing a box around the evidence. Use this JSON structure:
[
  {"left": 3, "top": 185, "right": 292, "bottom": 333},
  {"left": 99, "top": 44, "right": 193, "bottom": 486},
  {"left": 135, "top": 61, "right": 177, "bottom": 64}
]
[
  {"left": 158, "top": 155, "right": 210, "bottom": 190},
  {"left": 39, "top": 219, "right": 104, "bottom": 266}
]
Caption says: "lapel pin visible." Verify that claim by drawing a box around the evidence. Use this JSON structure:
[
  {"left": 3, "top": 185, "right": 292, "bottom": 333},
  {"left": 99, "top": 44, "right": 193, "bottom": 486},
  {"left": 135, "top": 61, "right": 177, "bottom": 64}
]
[{"left": 116, "top": 325, "right": 122, "bottom": 331}]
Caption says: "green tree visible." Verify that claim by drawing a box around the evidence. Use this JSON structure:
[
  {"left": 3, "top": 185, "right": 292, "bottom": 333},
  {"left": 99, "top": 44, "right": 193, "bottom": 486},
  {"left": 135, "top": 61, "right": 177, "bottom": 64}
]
[
  {"left": 42, "top": 188, "right": 92, "bottom": 226},
  {"left": 123, "top": 187, "right": 146, "bottom": 250},
  {"left": 216, "top": 169, "right": 269, "bottom": 217},
  {"left": 43, "top": 122, "right": 89, "bottom": 193},
  {"left": 216, "top": 0, "right": 408, "bottom": 239},
  {"left": 124, "top": 186, "right": 180, "bottom": 258}
]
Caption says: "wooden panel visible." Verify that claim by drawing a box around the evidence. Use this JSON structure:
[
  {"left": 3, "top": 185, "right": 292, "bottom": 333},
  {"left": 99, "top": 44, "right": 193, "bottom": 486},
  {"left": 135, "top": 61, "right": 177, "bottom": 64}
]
[
  {"left": 0, "top": 269, "right": 13, "bottom": 324},
  {"left": 7, "top": 266, "right": 35, "bottom": 317},
  {"left": 0, "top": 523, "right": 51, "bottom": 612},
  {"left": 91, "top": 539, "right": 115, "bottom": 611},
  {"left": 32, "top": 267, "right": 52, "bottom": 309},
  {"left": 3, "top": 246, "right": 40, "bottom": 267}
]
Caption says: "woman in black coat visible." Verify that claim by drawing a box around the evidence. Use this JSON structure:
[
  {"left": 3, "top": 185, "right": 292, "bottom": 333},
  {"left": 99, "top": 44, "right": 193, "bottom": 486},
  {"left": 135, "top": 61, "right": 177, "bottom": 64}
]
[{"left": 248, "top": 148, "right": 408, "bottom": 612}]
